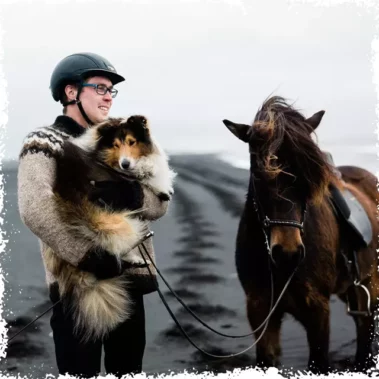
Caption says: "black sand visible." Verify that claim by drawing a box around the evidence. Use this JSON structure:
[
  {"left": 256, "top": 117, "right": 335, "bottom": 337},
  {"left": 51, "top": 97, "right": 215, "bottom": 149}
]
[{"left": 0, "top": 155, "right": 376, "bottom": 377}]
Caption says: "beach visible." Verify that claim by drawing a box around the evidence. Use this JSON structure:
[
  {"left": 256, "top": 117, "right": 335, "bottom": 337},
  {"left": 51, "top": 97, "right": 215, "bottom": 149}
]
[{"left": 0, "top": 153, "right": 377, "bottom": 377}]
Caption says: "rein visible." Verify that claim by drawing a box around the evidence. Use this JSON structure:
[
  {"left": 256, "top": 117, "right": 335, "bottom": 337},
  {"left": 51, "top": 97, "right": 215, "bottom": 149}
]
[
  {"left": 8, "top": 176, "right": 303, "bottom": 359},
  {"left": 138, "top": 240, "right": 301, "bottom": 359},
  {"left": 8, "top": 230, "right": 300, "bottom": 360}
]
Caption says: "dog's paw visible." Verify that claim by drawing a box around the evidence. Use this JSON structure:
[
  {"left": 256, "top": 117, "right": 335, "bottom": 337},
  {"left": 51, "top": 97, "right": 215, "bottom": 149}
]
[
  {"left": 122, "top": 257, "right": 151, "bottom": 268},
  {"left": 134, "top": 259, "right": 151, "bottom": 268}
]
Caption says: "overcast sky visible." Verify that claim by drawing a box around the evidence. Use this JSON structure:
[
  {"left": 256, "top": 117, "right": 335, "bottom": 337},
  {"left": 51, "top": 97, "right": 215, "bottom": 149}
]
[{"left": 0, "top": 0, "right": 376, "bottom": 169}]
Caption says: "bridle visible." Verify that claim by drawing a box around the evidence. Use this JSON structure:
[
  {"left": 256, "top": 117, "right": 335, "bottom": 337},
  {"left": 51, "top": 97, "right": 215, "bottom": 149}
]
[{"left": 249, "top": 173, "right": 307, "bottom": 265}]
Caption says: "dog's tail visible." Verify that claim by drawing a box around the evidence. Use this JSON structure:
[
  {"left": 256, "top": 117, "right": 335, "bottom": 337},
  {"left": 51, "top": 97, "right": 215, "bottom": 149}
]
[
  {"left": 44, "top": 249, "right": 132, "bottom": 342},
  {"left": 70, "top": 274, "right": 131, "bottom": 342}
]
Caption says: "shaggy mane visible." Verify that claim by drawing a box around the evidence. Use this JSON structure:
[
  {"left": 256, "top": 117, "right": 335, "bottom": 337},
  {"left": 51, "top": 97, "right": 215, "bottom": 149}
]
[{"left": 249, "top": 96, "right": 333, "bottom": 203}]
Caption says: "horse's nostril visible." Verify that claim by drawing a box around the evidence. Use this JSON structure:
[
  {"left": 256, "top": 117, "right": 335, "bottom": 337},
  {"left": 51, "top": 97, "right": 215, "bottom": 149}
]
[
  {"left": 271, "top": 244, "right": 283, "bottom": 263},
  {"left": 270, "top": 244, "right": 305, "bottom": 266}
]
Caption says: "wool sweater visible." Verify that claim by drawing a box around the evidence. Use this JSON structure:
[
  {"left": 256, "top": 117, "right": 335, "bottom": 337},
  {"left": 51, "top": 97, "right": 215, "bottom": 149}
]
[{"left": 17, "top": 115, "right": 169, "bottom": 294}]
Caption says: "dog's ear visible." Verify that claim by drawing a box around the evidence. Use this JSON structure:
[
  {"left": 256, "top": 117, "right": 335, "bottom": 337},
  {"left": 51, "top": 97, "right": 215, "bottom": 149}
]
[
  {"left": 141, "top": 117, "right": 150, "bottom": 132},
  {"left": 223, "top": 119, "right": 250, "bottom": 143},
  {"left": 127, "top": 115, "right": 148, "bottom": 128},
  {"left": 126, "top": 115, "right": 150, "bottom": 136},
  {"left": 95, "top": 118, "right": 120, "bottom": 138},
  {"left": 96, "top": 124, "right": 116, "bottom": 138},
  {"left": 141, "top": 116, "right": 148, "bottom": 130}
]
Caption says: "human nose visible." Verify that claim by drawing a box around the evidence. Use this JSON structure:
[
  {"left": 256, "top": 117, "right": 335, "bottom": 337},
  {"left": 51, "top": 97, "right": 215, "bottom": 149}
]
[{"left": 103, "top": 90, "right": 113, "bottom": 102}]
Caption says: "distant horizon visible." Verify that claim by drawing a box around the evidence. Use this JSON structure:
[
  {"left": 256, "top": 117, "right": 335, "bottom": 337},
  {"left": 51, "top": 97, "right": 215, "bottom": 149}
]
[{"left": 1, "top": 1, "right": 376, "bottom": 161}]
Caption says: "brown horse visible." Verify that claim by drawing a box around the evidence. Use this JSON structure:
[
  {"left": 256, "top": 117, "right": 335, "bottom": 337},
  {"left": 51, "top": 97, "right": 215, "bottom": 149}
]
[{"left": 223, "top": 96, "right": 378, "bottom": 374}]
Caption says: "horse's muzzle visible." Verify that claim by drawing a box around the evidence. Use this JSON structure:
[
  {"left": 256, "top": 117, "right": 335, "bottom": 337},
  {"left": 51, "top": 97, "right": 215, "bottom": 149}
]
[{"left": 270, "top": 243, "right": 306, "bottom": 267}]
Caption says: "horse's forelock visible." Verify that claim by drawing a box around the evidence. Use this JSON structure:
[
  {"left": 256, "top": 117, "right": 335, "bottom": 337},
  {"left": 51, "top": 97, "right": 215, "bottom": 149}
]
[{"left": 249, "top": 96, "right": 332, "bottom": 202}]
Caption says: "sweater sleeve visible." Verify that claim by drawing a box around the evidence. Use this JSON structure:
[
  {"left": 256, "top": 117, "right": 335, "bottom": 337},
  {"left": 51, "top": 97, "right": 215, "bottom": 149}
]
[
  {"left": 139, "top": 186, "right": 170, "bottom": 221},
  {"left": 17, "top": 129, "right": 92, "bottom": 266}
]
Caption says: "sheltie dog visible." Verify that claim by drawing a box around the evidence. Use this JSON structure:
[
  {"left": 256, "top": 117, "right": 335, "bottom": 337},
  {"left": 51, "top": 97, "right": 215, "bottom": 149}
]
[{"left": 45, "top": 115, "right": 175, "bottom": 341}]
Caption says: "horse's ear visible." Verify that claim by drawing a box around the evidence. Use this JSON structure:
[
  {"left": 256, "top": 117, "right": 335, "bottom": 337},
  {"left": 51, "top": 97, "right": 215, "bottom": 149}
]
[
  {"left": 223, "top": 119, "right": 250, "bottom": 143},
  {"left": 305, "top": 110, "right": 325, "bottom": 131}
]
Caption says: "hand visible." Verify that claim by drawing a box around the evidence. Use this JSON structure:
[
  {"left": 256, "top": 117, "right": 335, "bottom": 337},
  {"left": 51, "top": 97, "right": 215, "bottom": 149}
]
[
  {"left": 158, "top": 192, "right": 171, "bottom": 201},
  {"left": 121, "top": 260, "right": 149, "bottom": 269},
  {"left": 78, "top": 248, "right": 123, "bottom": 280}
]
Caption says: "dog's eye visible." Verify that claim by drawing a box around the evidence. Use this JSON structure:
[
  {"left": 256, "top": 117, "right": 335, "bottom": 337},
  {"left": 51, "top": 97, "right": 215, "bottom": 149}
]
[
  {"left": 113, "top": 143, "right": 120, "bottom": 148},
  {"left": 129, "top": 140, "right": 136, "bottom": 146}
]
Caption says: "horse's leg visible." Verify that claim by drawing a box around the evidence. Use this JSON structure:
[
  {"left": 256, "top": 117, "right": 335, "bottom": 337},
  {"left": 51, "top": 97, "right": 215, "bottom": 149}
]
[
  {"left": 353, "top": 314, "right": 376, "bottom": 371},
  {"left": 294, "top": 298, "right": 331, "bottom": 374},
  {"left": 347, "top": 283, "right": 377, "bottom": 371},
  {"left": 247, "top": 295, "right": 283, "bottom": 369}
]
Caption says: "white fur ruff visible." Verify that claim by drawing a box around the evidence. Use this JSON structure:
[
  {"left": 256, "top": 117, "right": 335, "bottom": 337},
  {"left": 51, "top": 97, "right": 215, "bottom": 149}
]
[{"left": 132, "top": 137, "right": 176, "bottom": 197}]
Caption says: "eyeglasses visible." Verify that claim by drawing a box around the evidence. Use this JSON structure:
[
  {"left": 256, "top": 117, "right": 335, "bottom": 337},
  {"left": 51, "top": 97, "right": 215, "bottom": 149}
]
[{"left": 82, "top": 83, "right": 118, "bottom": 98}]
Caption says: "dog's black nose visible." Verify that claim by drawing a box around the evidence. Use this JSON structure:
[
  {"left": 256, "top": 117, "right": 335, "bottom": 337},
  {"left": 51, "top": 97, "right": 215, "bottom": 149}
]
[{"left": 120, "top": 159, "right": 130, "bottom": 170}]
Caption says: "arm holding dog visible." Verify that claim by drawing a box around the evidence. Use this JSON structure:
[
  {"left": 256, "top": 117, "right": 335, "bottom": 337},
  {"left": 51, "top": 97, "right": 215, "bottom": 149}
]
[
  {"left": 18, "top": 131, "right": 93, "bottom": 267},
  {"left": 140, "top": 185, "right": 170, "bottom": 220},
  {"left": 90, "top": 180, "right": 170, "bottom": 221},
  {"left": 18, "top": 125, "right": 124, "bottom": 280}
]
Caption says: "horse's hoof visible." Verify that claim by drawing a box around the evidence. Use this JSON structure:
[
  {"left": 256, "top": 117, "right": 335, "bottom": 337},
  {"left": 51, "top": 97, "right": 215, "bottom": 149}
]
[
  {"left": 255, "top": 355, "right": 281, "bottom": 370},
  {"left": 308, "top": 362, "right": 331, "bottom": 375},
  {"left": 354, "top": 357, "right": 376, "bottom": 373}
]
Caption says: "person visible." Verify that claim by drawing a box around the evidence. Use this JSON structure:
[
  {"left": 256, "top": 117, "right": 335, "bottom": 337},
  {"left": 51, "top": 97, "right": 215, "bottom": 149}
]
[{"left": 17, "top": 52, "right": 170, "bottom": 378}]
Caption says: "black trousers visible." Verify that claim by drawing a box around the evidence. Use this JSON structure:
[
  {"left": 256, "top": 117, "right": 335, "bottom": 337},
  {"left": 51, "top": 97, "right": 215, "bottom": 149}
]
[{"left": 49, "top": 283, "right": 146, "bottom": 378}]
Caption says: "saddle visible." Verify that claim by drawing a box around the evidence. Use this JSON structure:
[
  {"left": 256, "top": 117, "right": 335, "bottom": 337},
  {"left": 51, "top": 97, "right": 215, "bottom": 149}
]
[
  {"left": 329, "top": 184, "right": 372, "bottom": 248},
  {"left": 323, "top": 152, "right": 372, "bottom": 248},
  {"left": 328, "top": 183, "right": 373, "bottom": 317}
]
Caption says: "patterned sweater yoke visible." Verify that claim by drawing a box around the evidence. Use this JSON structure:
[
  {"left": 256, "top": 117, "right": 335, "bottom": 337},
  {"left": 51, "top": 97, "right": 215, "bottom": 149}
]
[{"left": 17, "top": 116, "right": 169, "bottom": 294}]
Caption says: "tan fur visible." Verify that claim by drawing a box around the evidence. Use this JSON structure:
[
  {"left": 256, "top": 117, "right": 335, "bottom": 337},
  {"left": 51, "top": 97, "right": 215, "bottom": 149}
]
[
  {"left": 51, "top": 191, "right": 145, "bottom": 341},
  {"left": 54, "top": 195, "right": 145, "bottom": 255},
  {"left": 102, "top": 131, "right": 153, "bottom": 169},
  {"left": 270, "top": 226, "right": 302, "bottom": 255},
  {"left": 44, "top": 245, "right": 132, "bottom": 342}
]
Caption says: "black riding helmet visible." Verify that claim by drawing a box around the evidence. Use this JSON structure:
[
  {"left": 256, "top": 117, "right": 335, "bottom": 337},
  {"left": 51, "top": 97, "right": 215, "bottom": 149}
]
[{"left": 50, "top": 52, "right": 125, "bottom": 125}]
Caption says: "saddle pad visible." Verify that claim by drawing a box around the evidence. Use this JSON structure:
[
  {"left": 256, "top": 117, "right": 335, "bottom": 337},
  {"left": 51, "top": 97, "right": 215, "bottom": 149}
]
[{"left": 340, "top": 189, "right": 372, "bottom": 247}]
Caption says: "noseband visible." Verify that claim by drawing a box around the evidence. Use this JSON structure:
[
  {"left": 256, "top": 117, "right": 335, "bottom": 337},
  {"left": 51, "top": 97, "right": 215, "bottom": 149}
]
[
  {"left": 262, "top": 212, "right": 307, "bottom": 235},
  {"left": 249, "top": 174, "right": 307, "bottom": 264}
]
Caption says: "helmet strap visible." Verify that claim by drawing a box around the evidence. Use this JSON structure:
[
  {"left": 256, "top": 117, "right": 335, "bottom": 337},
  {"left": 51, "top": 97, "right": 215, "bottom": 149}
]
[
  {"left": 61, "top": 99, "right": 76, "bottom": 107},
  {"left": 62, "top": 82, "right": 94, "bottom": 126},
  {"left": 77, "top": 101, "right": 94, "bottom": 126},
  {"left": 76, "top": 82, "right": 95, "bottom": 126}
]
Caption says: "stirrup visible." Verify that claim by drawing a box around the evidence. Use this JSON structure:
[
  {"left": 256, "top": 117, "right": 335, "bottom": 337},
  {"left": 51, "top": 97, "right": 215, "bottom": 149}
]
[{"left": 346, "top": 280, "right": 372, "bottom": 317}]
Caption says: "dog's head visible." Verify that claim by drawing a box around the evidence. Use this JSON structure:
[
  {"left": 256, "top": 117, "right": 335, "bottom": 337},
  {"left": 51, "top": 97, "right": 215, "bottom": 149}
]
[{"left": 92, "top": 115, "right": 154, "bottom": 172}]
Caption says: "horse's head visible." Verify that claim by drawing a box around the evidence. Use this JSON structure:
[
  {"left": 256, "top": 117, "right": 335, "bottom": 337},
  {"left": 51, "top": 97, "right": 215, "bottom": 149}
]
[{"left": 223, "top": 96, "right": 333, "bottom": 266}]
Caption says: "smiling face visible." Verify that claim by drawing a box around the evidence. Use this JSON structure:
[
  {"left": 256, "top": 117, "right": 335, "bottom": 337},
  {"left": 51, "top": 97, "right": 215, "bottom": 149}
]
[
  {"left": 64, "top": 75, "right": 114, "bottom": 126},
  {"left": 80, "top": 76, "right": 113, "bottom": 123}
]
